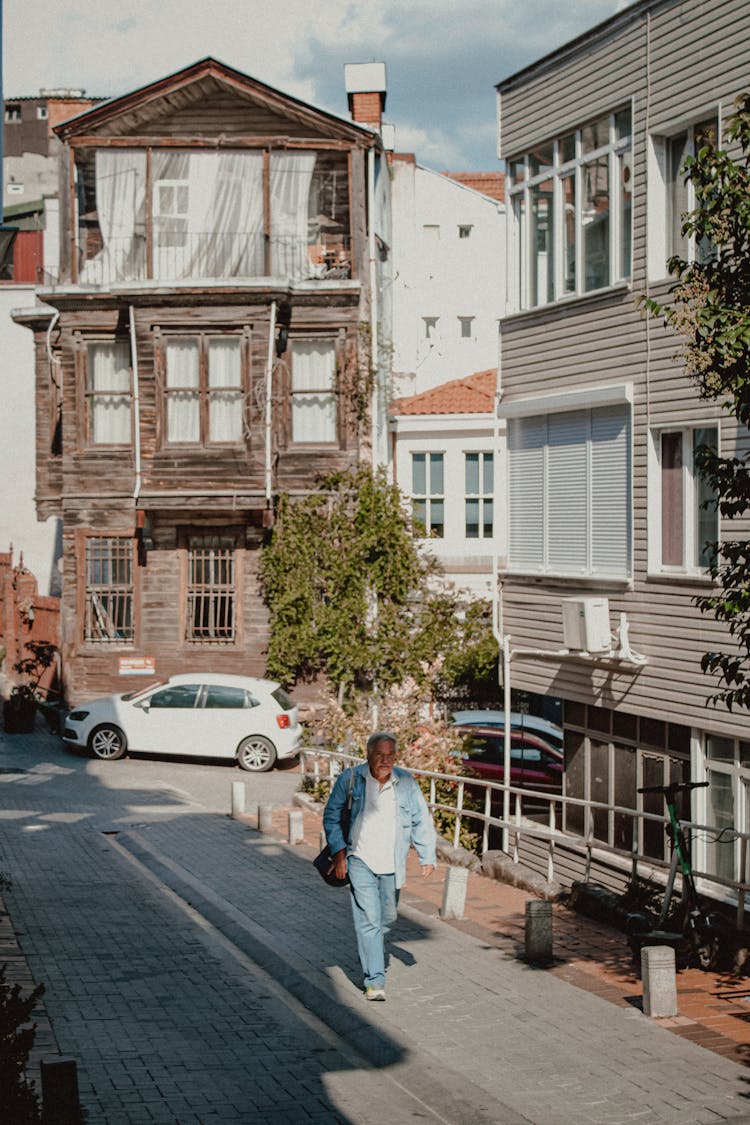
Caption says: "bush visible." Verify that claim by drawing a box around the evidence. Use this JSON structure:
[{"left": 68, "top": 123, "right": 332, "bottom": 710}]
[{"left": 0, "top": 963, "right": 44, "bottom": 1124}]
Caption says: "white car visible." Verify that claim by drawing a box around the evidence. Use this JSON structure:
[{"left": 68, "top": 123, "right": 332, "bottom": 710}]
[{"left": 62, "top": 673, "right": 302, "bottom": 772}]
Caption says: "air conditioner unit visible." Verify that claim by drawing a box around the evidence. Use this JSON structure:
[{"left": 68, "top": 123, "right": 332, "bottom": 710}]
[{"left": 562, "top": 597, "right": 611, "bottom": 654}]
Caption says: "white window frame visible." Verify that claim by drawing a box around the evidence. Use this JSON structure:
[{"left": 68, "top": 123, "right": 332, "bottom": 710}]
[
  {"left": 411, "top": 452, "right": 445, "bottom": 539},
  {"left": 504, "top": 389, "right": 632, "bottom": 580},
  {"left": 694, "top": 731, "right": 750, "bottom": 897},
  {"left": 647, "top": 423, "right": 719, "bottom": 576},
  {"left": 507, "top": 105, "right": 632, "bottom": 312},
  {"left": 464, "top": 451, "right": 494, "bottom": 539}
]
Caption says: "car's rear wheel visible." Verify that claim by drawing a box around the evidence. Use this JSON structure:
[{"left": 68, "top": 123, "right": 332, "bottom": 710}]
[
  {"left": 89, "top": 724, "right": 127, "bottom": 761},
  {"left": 237, "top": 735, "right": 277, "bottom": 773}
]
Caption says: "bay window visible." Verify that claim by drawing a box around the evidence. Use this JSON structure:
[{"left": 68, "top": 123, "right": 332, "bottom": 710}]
[
  {"left": 165, "top": 335, "right": 245, "bottom": 446},
  {"left": 506, "top": 397, "right": 631, "bottom": 578},
  {"left": 508, "top": 106, "right": 632, "bottom": 310}
]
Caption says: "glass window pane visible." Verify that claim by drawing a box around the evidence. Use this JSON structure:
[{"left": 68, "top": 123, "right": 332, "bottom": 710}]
[
  {"left": 667, "top": 132, "right": 690, "bottom": 260},
  {"left": 204, "top": 685, "right": 247, "bottom": 708},
  {"left": 582, "top": 114, "right": 609, "bottom": 154},
  {"left": 430, "top": 500, "right": 444, "bottom": 537},
  {"left": 465, "top": 453, "right": 479, "bottom": 494},
  {"left": 513, "top": 194, "right": 526, "bottom": 308},
  {"left": 208, "top": 338, "right": 241, "bottom": 387},
  {"left": 694, "top": 426, "right": 718, "bottom": 567},
  {"left": 614, "top": 107, "right": 632, "bottom": 141},
  {"left": 706, "top": 770, "right": 735, "bottom": 882},
  {"left": 166, "top": 338, "right": 200, "bottom": 386},
  {"left": 563, "top": 729, "right": 585, "bottom": 835},
  {"left": 590, "top": 740, "right": 610, "bottom": 842},
  {"left": 619, "top": 151, "right": 632, "bottom": 279},
  {"left": 614, "top": 744, "right": 637, "bottom": 850},
  {"left": 528, "top": 143, "right": 553, "bottom": 178},
  {"left": 412, "top": 453, "right": 426, "bottom": 495},
  {"left": 560, "top": 133, "right": 576, "bottom": 163},
  {"left": 582, "top": 155, "right": 609, "bottom": 291},
  {"left": 412, "top": 499, "right": 427, "bottom": 532},
  {"left": 661, "top": 431, "right": 684, "bottom": 566},
  {"left": 465, "top": 498, "right": 479, "bottom": 538},
  {"left": 149, "top": 684, "right": 200, "bottom": 708},
  {"left": 168, "top": 391, "right": 200, "bottom": 443},
  {"left": 707, "top": 735, "right": 734, "bottom": 763},
  {"left": 483, "top": 499, "right": 493, "bottom": 538},
  {"left": 530, "top": 179, "right": 554, "bottom": 306},
  {"left": 562, "top": 174, "right": 576, "bottom": 293},
  {"left": 509, "top": 159, "right": 525, "bottom": 184},
  {"left": 430, "top": 454, "right": 444, "bottom": 496},
  {"left": 641, "top": 754, "right": 667, "bottom": 860},
  {"left": 482, "top": 453, "right": 494, "bottom": 493}
]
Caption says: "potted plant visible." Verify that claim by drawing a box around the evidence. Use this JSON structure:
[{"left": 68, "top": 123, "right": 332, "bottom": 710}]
[{"left": 3, "top": 641, "right": 58, "bottom": 734}]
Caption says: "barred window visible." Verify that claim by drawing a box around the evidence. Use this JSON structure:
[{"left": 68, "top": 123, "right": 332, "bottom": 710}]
[
  {"left": 187, "top": 535, "right": 236, "bottom": 643},
  {"left": 84, "top": 537, "right": 134, "bottom": 643}
]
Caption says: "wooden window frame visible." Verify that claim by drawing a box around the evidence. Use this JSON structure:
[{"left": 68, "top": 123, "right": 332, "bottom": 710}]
[
  {"left": 75, "top": 335, "right": 133, "bottom": 449},
  {"left": 178, "top": 526, "right": 244, "bottom": 648},
  {"left": 287, "top": 336, "right": 340, "bottom": 447},
  {"left": 77, "top": 531, "right": 137, "bottom": 648},
  {"left": 159, "top": 330, "right": 249, "bottom": 449}
]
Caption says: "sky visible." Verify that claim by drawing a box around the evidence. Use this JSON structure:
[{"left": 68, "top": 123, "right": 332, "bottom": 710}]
[{"left": 3, "top": 0, "right": 634, "bottom": 171}]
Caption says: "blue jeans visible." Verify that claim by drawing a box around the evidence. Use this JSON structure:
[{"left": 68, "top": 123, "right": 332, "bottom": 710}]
[{"left": 348, "top": 856, "right": 399, "bottom": 989}]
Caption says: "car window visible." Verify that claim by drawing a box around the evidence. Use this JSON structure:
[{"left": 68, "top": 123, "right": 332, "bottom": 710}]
[
  {"left": 203, "top": 685, "right": 249, "bottom": 709},
  {"left": 148, "top": 684, "right": 201, "bottom": 709},
  {"left": 271, "top": 687, "right": 294, "bottom": 711}
]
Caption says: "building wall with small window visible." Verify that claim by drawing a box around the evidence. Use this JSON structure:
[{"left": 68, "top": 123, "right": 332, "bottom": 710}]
[
  {"left": 496, "top": 0, "right": 750, "bottom": 890},
  {"left": 390, "top": 159, "right": 504, "bottom": 397}
]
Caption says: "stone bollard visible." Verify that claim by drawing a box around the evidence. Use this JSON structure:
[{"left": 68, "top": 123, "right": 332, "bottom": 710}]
[
  {"left": 440, "top": 864, "right": 468, "bottom": 920},
  {"left": 641, "top": 944, "right": 678, "bottom": 1017},
  {"left": 257, "top": 803, "right": 274, "bottom": 833},
  {"left": 41, "top": 1056, "right": 81, "bottom": 1124},
  {"left": 231, "top": 781, "right": 245, "bottom": 818},
  {"left": 288, "top": 808, "right": 304, "bottom": 844},
  {"left": 525, "top": 899, "right": 553, "bottom": 966}
]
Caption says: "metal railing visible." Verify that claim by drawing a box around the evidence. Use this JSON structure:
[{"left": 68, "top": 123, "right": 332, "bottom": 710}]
[{"left": 300, "top": 747, "right": 750, "bottom": 925}]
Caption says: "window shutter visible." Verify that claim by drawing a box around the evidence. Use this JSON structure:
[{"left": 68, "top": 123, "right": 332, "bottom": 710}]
[
  {"left": 547, "top": 410, "right": 588, "bottom": 572},
  {"left": 591, "top": 404, "right": 631, "bottom": 576},
  {"left": 508, "top": 418, "right": 545, "bottom": 569}
]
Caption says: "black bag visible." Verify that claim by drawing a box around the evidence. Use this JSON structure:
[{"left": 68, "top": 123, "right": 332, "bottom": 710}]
[{"left": 313, "top": 769, "right": 355, "bottom": 887}]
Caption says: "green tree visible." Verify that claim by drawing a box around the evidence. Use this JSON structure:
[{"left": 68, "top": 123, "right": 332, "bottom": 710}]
[
  {"left": 642, "top": 93, "right": 750, "bottom": 709},
  {"left": 260, "top": 467, "right": 496, "bottom": 703}
]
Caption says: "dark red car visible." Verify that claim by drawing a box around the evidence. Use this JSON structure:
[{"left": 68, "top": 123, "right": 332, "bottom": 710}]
[{"left": 452, "top": 724, "right": 563, "bottom": 798}]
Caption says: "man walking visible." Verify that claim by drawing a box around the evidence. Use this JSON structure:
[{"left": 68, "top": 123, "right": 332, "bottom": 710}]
[{"left": 323, "top": 732, "right": 436, "bottom": 1001}]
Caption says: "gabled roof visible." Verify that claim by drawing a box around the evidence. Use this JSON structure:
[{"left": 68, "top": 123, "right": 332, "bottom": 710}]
[
  {"left": 391, "top": 369, "right": 497, "bottom": 416},
  {"left": 54, "top": 56, "right": 380, "bottom": 146}
]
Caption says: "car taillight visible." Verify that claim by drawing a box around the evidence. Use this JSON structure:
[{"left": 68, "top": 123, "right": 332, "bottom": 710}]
[{"left": 276, "top": 713, "right": 291, "bottom": 729}]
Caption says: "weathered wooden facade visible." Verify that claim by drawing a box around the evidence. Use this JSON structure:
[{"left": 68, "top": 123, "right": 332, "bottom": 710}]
[
  {"left": 16, "top": 58, "right": 388, "bottom": 705},
  {"left": 496, "top": 0, "right": 750, "bottom": 891}
]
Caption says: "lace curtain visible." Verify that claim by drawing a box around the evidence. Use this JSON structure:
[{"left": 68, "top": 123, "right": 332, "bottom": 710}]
[
  {"left": 291, "top": 340, "right": 337, "bottom": 443},
  {"left": 89, "top": 341, "right": 132, "bottom": 443},
  {"left": 80, "top": 151, "right": 146, "bottom": 284},
  {"left": 165, "top": 337, "right": 200, "bottom": 442},
  {"left": 208, "top": 339, "right": 243, "bottom": 443}
]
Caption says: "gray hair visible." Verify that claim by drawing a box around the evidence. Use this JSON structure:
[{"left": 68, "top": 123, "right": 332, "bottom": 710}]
[{"left": 366, "top": 731, "right": 398, "bottom": 755}]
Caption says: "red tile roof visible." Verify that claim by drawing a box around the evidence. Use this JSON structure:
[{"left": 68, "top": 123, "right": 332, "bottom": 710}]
[
  {"left": 391, "top": 369, "right": 497, "bottom": 416},
  {"left": 442, "top": 172, "right": 505, "bottom": 203}
]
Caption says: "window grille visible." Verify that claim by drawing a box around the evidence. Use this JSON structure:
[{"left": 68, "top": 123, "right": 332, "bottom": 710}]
[
  {"left": 85, "top": 537, "right": 134, "bottom": 643},
  {"left": 187, "top": 535, "right": 236, "bottom": 642}
]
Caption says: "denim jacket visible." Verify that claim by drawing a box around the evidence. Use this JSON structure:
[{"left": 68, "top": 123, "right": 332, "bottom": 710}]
[{"left": 323, "top": 762, "right": 437, "bottom": 888}]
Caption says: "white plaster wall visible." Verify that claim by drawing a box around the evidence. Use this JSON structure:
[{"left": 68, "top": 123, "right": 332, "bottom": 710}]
[
  {"left": 391, "top": 163, "right": 504, "bottom": 397},
  {"left": 0, "top": 286, "right": 60, "bottom": 594}
]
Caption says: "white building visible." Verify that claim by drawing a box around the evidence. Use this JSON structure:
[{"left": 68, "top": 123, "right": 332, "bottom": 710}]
[
  {"left": 390, "top": 369, "right": 499, "bottom": 598},
  {"left": 389, "top": 157, "right": 505, "bottom": 398}
]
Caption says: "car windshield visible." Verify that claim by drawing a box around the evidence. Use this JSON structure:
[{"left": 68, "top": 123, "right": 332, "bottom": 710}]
[{"left": 121, "top": 680, "right": 167, "bottom": 702}]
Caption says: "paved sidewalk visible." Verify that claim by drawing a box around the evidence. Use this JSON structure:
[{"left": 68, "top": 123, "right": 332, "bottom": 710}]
[{"left": 3, "top": 791, "right": 750, "bottom": 1124}]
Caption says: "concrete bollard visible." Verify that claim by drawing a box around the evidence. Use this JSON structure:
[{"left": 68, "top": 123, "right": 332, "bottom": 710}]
[
  {"left": 231, "top": 781, "right": 246, "bottom": 818},
  {"left": 41, "top": 1056, "right": 81, "bottom": 1124},
  {"left": 257, "top": 803, "right": 274, "bottom": 833},
  {"left": 525, "top": 899, "right": 553, "bottom": 965},
  {"left": 641, "top": 944, "right": 678, "bottom": 1017},
  {"left": 288, "top": 808, "right": 304, "bottom": 844},
  {"left": 440, "top": 864, "right": 468, "bottom": 920}
]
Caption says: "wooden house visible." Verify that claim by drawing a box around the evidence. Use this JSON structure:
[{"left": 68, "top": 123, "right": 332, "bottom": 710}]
[{"left": 15, "top": 57, "right": 388, "bottom": 705}]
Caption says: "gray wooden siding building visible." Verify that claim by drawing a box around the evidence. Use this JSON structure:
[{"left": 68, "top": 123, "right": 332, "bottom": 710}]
[{"left": 496, "top": 0, "right": 750, "bottom": 890}]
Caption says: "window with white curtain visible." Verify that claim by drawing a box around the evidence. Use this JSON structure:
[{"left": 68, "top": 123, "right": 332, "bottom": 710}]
[
  {"left": 507, "top": 402, "right": 631, "bottom": 577},
  {"left": 165, "top": 335, "right": 244, "bottom": 445},
  {"left": 290, "top": 339, "right": 337, "bottom": 444},
  {"left": 87, "top": 340, "right": 132, "bottom": 444},
  {"left": 270, "top": 153, "right": 317, "bottom": 280}
]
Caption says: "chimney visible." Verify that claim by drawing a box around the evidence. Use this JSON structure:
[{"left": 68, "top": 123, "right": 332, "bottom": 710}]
[{"left": 344, "top": 62, "right": 387, "bottom": 129}]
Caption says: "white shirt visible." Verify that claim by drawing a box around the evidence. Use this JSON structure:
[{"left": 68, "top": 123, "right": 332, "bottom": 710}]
[{"left": 351, "top": 770, "right": 397, "bottom": 874}]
